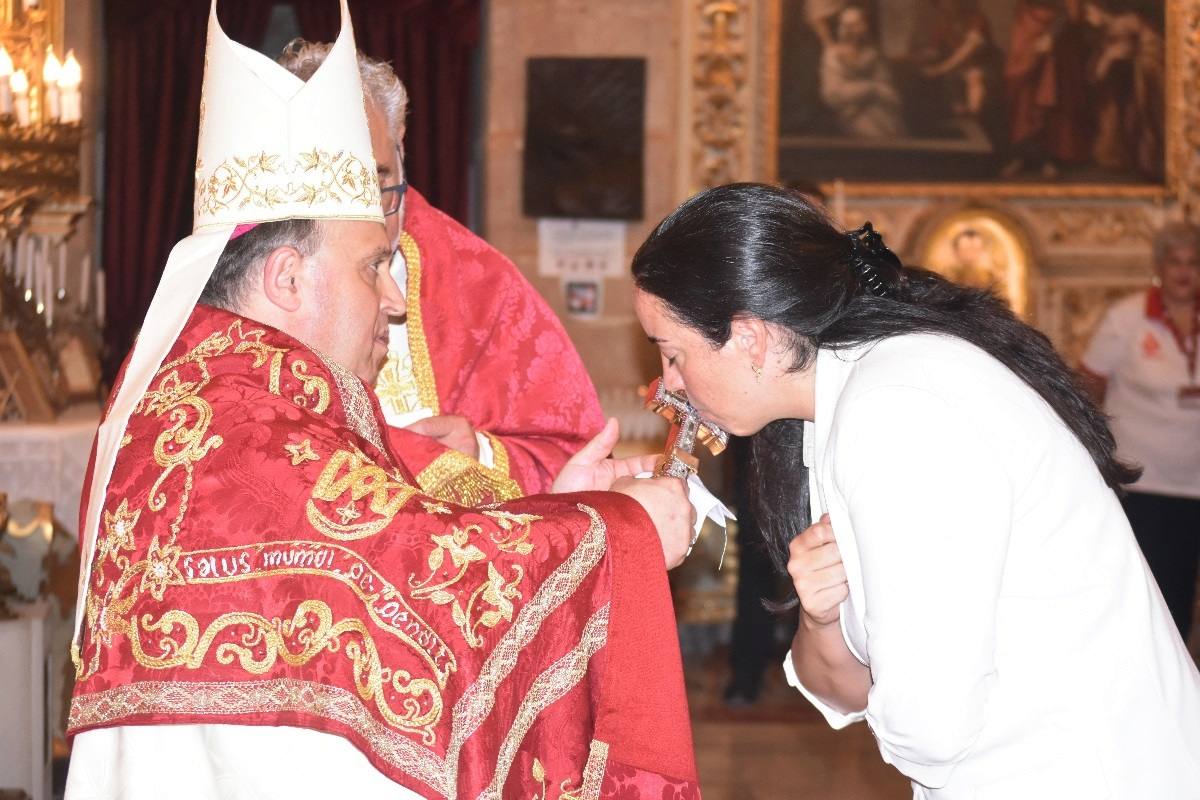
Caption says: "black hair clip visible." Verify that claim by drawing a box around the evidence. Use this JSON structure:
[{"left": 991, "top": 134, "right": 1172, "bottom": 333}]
[{"left": 847, "top": 222, "right": 902, "bottom": 299}]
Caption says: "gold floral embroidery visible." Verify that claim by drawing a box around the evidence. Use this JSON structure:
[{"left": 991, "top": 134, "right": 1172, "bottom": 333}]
[
  {"left": 99, "top": 500, "right": 141, "bottom": 566},
  {"left": 560, "top": 740, "right": 609, "bottom": 800},
  {"left": 307, "top": 447, "right": 418, "bottom": 540},
  {"left": 68, "top": 678, "right": 448, "bottom": 795},
  {"left": 415, "top": 449, "right": 522, "bottom": 507},
  {"left": 398, "top": 232, "right": 440, "bottom": 414},
  {"left": 409, "top": 525, "right": 524, "bottom": 648},
  {"left": 284, "top": 438, "right": 319, "bottom": 466},
  {"left": 194, "top": 149, "right": 379, "bottom": 219},
  {"left": 482, "top": 510, "right": 542, "bottom": 556},
  {"left": 479, "top": 605, "right": 610, "bottom": 800},
  {"left": 118, "top": 599, "right": 443, "bottom": 743},
  {"left": 139, "top": 535, "right": 186, "bottom": 601},
  {"left": 442, "top": 505, "right": 608, "bottom": 795},
  {"left": 421, "top": 500, "right": 452, "bottom": 515}
]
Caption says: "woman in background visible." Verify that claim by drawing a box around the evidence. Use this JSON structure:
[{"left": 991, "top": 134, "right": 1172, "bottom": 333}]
[
  {"left": 631, "top": 183, "right": 1200, "bottom": 798},
  {"left": 1082, "top": 222, "right": 1200, "bottom": 642}
]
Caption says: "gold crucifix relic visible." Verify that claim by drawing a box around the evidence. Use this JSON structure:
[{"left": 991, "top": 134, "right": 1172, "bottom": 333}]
[{"left": 643, "top": 377, "right": 729, "bottom": 479}]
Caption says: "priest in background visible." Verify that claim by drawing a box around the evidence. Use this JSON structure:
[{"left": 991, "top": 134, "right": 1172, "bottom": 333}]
[
  {"left": 65, "top": 3, "right": 701, "bottom": 797},
  {"left": 279, "top": 41, "right": 605, "bottom": 507}
]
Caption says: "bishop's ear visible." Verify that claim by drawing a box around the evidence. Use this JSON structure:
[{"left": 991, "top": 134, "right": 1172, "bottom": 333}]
[
  {"left": 728, "top": 315, "right": 770, "bottom": 363},
  {"left": 260, "top": 245, "right": 306, "bottom": 313}
]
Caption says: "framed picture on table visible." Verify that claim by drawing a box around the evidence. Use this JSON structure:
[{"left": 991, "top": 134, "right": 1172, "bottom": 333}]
[{"left": 769, "top": 0, "right": 1176, "bottom": 195}]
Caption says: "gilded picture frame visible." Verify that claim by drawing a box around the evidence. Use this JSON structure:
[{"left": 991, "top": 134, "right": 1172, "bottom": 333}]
[{"left": 759, "top": 0, "right": 1190, "bottom": 202}]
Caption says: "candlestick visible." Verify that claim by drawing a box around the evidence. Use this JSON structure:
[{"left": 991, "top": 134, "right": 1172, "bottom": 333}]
[
  {"left": 11, "top": 69, "right": 29, "bottom": 126},
  {"left": 0, "top": 47, "right": 12, "bottom": 116},
  {"left": 42, "top": 46, "right": 61, "bottom": 122},
  {"left": 59, "top": 51, "right": 81, "bottom": 123}
]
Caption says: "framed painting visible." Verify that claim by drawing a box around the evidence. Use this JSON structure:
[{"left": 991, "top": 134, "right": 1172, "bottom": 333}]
[{"left": 770, "top": 0, "right": 1177, "bottom": 193}]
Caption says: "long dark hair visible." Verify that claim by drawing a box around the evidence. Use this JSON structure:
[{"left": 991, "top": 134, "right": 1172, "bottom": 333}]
[{"left": 631, "top": 183, "right": 1138, "bottom": 599}]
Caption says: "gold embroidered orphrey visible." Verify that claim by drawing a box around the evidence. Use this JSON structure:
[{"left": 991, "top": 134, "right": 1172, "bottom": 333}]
[{"left": 71, "top": 500, "right": 614, "bottom": 799}]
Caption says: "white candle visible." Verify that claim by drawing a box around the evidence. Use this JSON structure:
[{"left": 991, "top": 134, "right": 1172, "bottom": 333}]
[
  {"left": 0, "top": 47, "right": 13, "bottom": 115},
  {"left": 95, "top": 269, "right": 105, "bottom": 326},
  {"left": 57, "top": 243, "right": 66, "bottom": 299},
  {"left": 11, "top": 69, "right": 29, "bottom": 126},
  {"left": 42, "top": 46, "right": 61, "bottom": 122},
  {"left": 79, "top": 253, "right": 90, "bottom": 307},
  {"left": 58, "top": 51, "right": 81, "bottom": 124}
]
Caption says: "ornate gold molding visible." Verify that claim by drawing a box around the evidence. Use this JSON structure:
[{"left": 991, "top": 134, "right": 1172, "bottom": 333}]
[{"left": 688, "top": 0, "right": 751, "bottom": 193}]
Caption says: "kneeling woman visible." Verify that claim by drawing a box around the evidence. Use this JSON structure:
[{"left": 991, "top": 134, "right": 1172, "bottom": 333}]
[{"left": 632, "top": 183, "right": 1200, "bottom": 798}]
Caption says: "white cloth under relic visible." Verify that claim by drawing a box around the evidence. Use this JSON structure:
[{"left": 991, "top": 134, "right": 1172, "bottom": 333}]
[{"left": 784, "top": 334, "right": 1200, "bottom": 800}]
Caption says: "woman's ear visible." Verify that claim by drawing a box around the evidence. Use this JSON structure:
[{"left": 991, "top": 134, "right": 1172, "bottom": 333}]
[
  {"left": 729, "top": 315, "right": 770, "bottom": 365},
  {"left": 260, "top": 245, "right": 305, "bottom": 313}
]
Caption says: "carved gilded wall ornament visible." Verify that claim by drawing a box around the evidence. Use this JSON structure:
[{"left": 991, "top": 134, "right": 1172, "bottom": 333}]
[{"left": 689, "top": 0, "right": 751, "bottom": 191}]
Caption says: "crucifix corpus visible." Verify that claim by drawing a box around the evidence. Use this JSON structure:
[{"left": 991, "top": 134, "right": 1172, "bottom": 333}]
[{"left": 643, "top": 377, "right": 729, "bottom": 479}]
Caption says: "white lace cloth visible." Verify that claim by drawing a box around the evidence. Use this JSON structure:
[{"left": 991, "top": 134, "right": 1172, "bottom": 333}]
[{"left": 0, "top": 403, "right": 100, "bottom": 536}]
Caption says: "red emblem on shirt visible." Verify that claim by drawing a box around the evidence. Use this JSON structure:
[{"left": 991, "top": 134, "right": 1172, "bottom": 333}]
[{"left": 1141, "top": 332, "right": 1162, "bottom": 358}]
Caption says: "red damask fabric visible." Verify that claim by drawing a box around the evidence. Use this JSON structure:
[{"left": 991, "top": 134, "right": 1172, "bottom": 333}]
[
  {"left": 71, "top": 305, "right": 697, "bottom": 798},
  {"left": 403, "top": 189, "right": 606, "bottom": 493}
]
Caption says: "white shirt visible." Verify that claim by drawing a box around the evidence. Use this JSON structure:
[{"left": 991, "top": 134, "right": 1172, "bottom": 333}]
[
  {"left": 785, "top": 334, "right": 1200, "bottom": 799},
  {"left": 67, "top": 724, "right": 422, "bottom": 799},
  {"left": 1082, "top": 289, "right": 1200, "bottom": 499}
]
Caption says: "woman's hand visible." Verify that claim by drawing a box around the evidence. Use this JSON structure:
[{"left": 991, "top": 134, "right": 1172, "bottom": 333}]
[{"left": 787, "top": 513, "right": 849, "bottom": 628}]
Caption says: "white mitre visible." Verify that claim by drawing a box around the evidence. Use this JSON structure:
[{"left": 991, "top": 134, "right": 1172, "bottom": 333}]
[{"left": 73, "top": 0, "right": 383, "bottom": 640}]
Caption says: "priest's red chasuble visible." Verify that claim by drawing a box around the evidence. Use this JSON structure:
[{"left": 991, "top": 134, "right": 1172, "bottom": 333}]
[
  {"left": 70, "top": 305, "right": 699, "bottom": 799},
  {"left": 375, "top": 189, "right": 605, "bottom": 501}
]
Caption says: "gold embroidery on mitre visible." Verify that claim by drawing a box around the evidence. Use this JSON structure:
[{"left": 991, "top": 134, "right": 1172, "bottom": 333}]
[
  {"left": 284, "top": 438, "right": 319, "bottom": 466},
  {"left": 479, "top": 604, "right": 610, "bottom": 800},
  {"left": 68, "top": 678, "right": 449, "bottom": 794},
  {"left": 398, "top": 231, "right": 440, "bottom": 414},
  {"left": 416, "top": 449, "right": 522, "bottom": 508},
  {"left": 441, "top": 504, "right": 607, "bottom": 795},
  {"left": 193, "top": 148, "right": 380, "bottom": 221}
]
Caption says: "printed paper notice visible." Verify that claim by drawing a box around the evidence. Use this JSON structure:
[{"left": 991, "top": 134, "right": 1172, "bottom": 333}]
[{"left": 537, "top": 219, "right": 626, "bottom": 278}]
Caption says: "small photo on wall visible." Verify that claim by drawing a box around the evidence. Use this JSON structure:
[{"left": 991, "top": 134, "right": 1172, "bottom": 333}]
[{"left": 564, "top": 280, "right": 602, "bottom": 319}]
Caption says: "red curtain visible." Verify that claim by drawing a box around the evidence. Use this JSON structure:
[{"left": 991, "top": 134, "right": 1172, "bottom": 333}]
[
  {"left": 101, "top": 0, "right": 480, "bottom": 380},
  {"left": 293, "top": 0, "right": 481, "bottom": 224}
]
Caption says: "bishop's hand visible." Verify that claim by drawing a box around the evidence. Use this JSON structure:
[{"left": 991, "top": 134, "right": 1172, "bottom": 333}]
[{"left": 551, "top": 418, "right": 660, "bottom": 494}]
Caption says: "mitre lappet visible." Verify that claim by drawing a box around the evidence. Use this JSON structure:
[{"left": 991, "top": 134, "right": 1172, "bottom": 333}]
[{"left": 72, "top": 0, "right": 382, "bottom": 642}]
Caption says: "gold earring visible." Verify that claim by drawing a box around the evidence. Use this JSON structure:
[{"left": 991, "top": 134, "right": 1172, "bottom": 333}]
[{"left": 751, "top": 363, "right": 763, "bottom": 382}]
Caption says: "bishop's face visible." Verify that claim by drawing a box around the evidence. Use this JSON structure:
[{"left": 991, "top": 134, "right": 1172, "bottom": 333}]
[{"left": 300, "top": 219, "right": 405, "bottom": 383}]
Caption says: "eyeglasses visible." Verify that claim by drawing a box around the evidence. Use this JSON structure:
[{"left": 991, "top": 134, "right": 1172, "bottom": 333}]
[{"left": 381, "top": 178, "right": 407, "bottom": 217}]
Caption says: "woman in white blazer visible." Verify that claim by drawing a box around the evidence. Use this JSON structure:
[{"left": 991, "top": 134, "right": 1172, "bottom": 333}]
[{"left": 631, "top": 183, "right": 1200, "bottom": 799}]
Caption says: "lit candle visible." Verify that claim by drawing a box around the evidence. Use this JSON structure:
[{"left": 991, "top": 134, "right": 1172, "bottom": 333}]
[
  {"left": 11, "top": 68, "right": 29, "bottom": 126},
  {"left": 58, "top": 50, "right": 81, "bottom": 123},
  {"left": 42, "top": 46, "right": 61, "bottom": 122},
  {"left": 57, "top": 242, "right": 66, "bottom": 299},
  {"left": 0, "top": 47, "right": 12, "bottom": 116}
]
